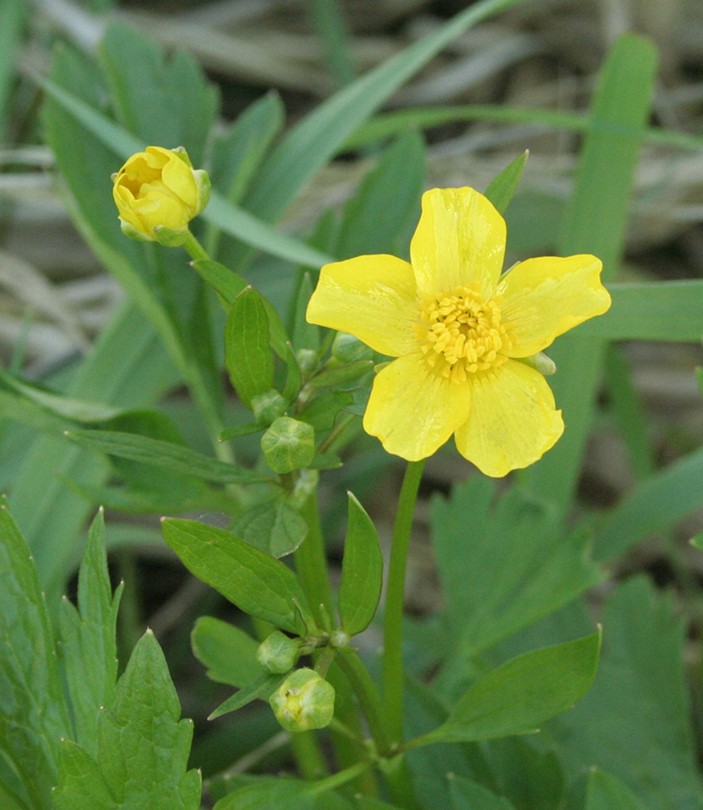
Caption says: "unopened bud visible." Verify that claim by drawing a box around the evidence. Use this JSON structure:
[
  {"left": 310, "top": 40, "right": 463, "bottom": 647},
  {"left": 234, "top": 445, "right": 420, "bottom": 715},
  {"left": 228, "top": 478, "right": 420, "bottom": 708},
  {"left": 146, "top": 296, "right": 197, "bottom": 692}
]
[
  {"left": 269, "top": 668, "right": 335, "bottom": 732},
  {"left": 332, "top": 332, "right": 373, "bottom": 364},
  {"left": 257, "top": 631, "right": 300, "bottom": 674},
  {"left": 296, "top": 348, "right": 318, "bottom": 377},
  {"left": 261, "top": 417, "right": 315, "bottom": 474},
  {"left": 252, "top": 389, "right": 288, "bottom": 426}
]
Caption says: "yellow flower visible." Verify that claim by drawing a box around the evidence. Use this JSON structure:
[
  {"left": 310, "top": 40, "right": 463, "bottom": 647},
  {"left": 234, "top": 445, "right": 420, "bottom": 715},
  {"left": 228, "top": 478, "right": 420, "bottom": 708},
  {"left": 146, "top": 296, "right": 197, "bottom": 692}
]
[
  {"left": 112, "top": 146, "right": 210, "bottom": 242},
  {"left": 306, "top": 187, "right": 611, "bottom": 477}
]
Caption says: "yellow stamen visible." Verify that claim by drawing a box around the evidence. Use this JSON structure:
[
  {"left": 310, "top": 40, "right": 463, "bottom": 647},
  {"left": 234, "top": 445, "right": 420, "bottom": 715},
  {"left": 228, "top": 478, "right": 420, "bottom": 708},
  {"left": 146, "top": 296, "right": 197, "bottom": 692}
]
[{"left": 416, "top": 285, "right": 513, "bottom": 383}]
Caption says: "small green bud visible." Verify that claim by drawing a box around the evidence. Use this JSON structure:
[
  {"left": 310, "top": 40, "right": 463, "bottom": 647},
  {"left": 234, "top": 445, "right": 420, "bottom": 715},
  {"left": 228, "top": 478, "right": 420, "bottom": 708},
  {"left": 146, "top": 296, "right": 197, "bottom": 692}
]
[
  {"left": 269, "top": 668, "right": 335, "bottom": 732},
  {"left": 251, "top": 389, "right": 288, "bottom": 426},
  {"left": 288, "top": 468, "right": 319, "bottom": 510},
  {"left": 519, "top": 351, "right": 557, "bottom": 376},
  {"left": 296, "top": 348, "right": 318, "bottom": 377},
  {"left": 332, "top": 332, "right": 373, "bottom": 364},
  {"left": 330, "top": 629, "right": 350, "bottom": 648},
  {"left": 257, "top": 631, "right": 300, "bottom": 674},
  {"left": 261, "top": 417, "right": 315, "bottom": 474}
]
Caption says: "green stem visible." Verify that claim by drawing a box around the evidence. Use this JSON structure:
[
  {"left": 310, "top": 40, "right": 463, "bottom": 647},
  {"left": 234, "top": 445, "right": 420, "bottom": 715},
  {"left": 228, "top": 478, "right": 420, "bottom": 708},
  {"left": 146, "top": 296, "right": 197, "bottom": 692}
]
[
  {"left": 291, "top": 732, "right": 329, "bottom": 780},
  {"left": 336, "top": 648, "right": 391, "bottom": 755},
  {"left": 181, "top": 229, "right": 210, "bottom": 262},
  {"left": 309, "top": 761, "right": 373, "bottom": 795},
  {"left": 383, "top": 460, "right": 426, "bottom": 744},
  {"left": 296, "top": 491, "right": 334, "bottom": 625}
]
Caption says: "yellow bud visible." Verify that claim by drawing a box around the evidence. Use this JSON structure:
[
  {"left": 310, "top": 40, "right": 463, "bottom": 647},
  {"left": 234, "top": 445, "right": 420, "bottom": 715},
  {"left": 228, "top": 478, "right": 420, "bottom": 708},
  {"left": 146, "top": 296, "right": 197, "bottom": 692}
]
[
  {"left": 269, "top": 668, "right": 335, "bottom": 732},
  {"left": 112, "top": 146, "right": 210, "bottom": 243}
]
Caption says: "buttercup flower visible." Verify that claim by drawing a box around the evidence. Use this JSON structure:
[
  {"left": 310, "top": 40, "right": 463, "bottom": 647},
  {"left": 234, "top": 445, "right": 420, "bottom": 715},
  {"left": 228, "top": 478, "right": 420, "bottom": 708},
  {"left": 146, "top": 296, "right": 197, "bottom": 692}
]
[
  {"left": 306, "top": 187, "right": 611, "bottom": 477},
  {"left": 112, "top": 146, "right": 210, "bottom": 243}
]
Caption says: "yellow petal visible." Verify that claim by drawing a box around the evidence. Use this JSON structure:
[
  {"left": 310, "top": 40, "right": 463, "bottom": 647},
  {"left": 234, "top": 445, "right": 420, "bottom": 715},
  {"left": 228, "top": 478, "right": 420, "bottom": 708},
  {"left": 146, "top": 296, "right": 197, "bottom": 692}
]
[
  {"left": 162, "top": 154, "right": 198, "bottom": 209},
  {"left": 363, "top": 352, "right": 471, "bottom": 461},
  {"left": 132, "top": 189, "right": 190, "bottom": 233},
  {"left": 454, "top": 360, "right": 563, "bottom": 477},
  {"left": 410, "top": 187, "right": 506, "bottom": 299},
  {"left": 144, "top": 146, "right": 171, "bottom": 169},
  {"left": 497, "top": 254, "right": 611, "bottom": 357},
  {"left": 307, "top": 255, "right": 419, "bottom": 357}
]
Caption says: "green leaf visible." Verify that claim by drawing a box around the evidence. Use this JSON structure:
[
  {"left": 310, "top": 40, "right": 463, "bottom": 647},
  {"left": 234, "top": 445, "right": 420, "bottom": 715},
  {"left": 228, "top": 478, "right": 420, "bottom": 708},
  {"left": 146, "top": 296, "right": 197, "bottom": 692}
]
[
  {"left": 336, "top": 131, "right": 425, "bottom": 260},
  {"left": 483, "top": 151, "right": 528, "bottom": 215},
  {"left": 225, "top": 288, "right": 276, "bottom": 409},
  {"left": 415, "top": 631, "right": 601, "bottom": 746},
  {"left": 191, "top": 257, "right": 248, "bottom": 306},
  {"left": 549, "top": 578, "right": 703, "bottom": 810},
  {"left": 229, "top": 499, "right": 309, "bottom": 559},
  {"left": 54, "top": 630, "right": 201, "bottom": 810},
  {"left": 191, "top": 616, "right": 264, "bottom": 687},
  {"left": 449, "top": 774, "right": 515, "bottom": 810},
  {"left": 577, "top": 280, "right": 703, "bottom": 342},
  {"left": 65, "top": 428, "right": 270, "bottom": 484},
  {"left": 210, "top": 91, "right": 285, "bottom": 204},
  {"left": 162, "top": 518, "right": 313, "bottom": 634},
  {"left": 59, "top": 510, "right": 121, "bottom": 757},
  {"left": 595, "top": 446, "right": 703, "bottom": 561},
  {"left": 526, "top": 34, "right": 658, "bottom": 513},
  {"left": 98, "top": 22, "right": 218, "bottom": 167},
  {"left": 338, "top": 493, "right": 383, "bottom": 636},
  {"left": 292, "top": 273, "right": 320, "bottom": 352},
  {"left": 431, "top": 478, "right": 602, "bottom": 661},
  {"left": 298, "top": 390, "right": 355, "bottom": 432},
  {"left": 244, "top": 0, "right": 530, "bottom": 228},
  {"left": 208, "top": 673, "right": 284, "bottom": 720},
  {"left": 213, "top": 777, "right": 355, "bottom": 810},
  {"left": 0, "top": 501, "right": 70, "bottom": 809},
  {"left": 8, "top": 301, "right": 179, "bottom": 589},
  {"left": 308, "top": 360, "right": 374, "bottom": 390},
  {"left": 585, "top": 770, "right": 648, "bottom": 810},
  {"left": 0, "top": 368, "right": 124, "bottom": 423}
]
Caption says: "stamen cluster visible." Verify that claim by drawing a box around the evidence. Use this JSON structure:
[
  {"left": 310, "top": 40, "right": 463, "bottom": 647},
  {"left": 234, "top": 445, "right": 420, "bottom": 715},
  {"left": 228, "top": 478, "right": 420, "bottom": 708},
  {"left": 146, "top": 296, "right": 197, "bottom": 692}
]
[{"left": 417, "top": 286, "right": 513, "bottom": 383}]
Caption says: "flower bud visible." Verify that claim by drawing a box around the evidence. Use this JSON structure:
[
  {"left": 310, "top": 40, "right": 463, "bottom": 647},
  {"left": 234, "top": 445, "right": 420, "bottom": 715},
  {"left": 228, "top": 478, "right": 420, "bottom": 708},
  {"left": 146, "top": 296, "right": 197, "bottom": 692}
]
[
  {"left": 332, "top": 332, "right": 373, "bottom": 364},
  {"left": 112, "top": 146, "right": 210, "bottom": 243},
  {"left": 257, "top": 631, "right": 300, "bottom": 674},
  {"left": 261, "top": 417, "right": 315, "bottom": 474},
  {"left": 296, "top": 348, "right": 318, "bottom": 377},
  {"left": 269, "top": 668, "right": 335, "bottom": 732},
  {"left": 251, "top": 390, "right": 288, "bottom": 426},
  {"left": 520, "top": 351, "right": 557, "bottom": 376}
]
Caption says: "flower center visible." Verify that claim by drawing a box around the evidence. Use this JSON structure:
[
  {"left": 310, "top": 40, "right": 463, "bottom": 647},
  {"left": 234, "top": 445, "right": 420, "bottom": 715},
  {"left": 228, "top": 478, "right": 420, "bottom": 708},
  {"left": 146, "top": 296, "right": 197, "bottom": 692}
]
[{"left": 417, "top": 285, "right": 513, "bottom": 383}]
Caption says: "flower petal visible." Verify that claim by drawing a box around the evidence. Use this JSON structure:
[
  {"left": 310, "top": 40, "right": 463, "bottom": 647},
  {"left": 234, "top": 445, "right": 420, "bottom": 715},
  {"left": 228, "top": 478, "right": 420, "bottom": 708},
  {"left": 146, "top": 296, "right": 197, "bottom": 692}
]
[
  {"left": 410, "top": 187, "right": 506, "bottom": 299},
  {"left": 454, "top": 360, "right": 563, "bottom": 477},
  {"left": 363, "top": 352, "right": 471, "bottom": 461},
  {"left": 497, "top": 254, "right": 611, "bottom": 357},
  {"left": 306, "top": 255, "right": 419, "bottom": 357},
  {"left": 132, "top": 189, "right": 190, "bottom": 233},
  {"left": 162, "top": 154, "right": 199, "bottom": 210}
]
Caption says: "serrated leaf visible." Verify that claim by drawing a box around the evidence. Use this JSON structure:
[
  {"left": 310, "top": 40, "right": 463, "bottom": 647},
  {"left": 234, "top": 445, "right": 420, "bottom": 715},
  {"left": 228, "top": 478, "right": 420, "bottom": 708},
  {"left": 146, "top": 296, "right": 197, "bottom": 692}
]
[
  {"left": 338, "top": 493, "right": 383, "bottom": 636},
  {"left": 229, "top": 499, "right": 309, "bottom": 558},
  {"left": 162, "top": 518, "right": 313, "bottom": 634},
  {"left": 415, "top": 631, "right": 601, "bottom": 746},
  {"left": 483, "top": 151, "right": 528, "bottom": 215},
  {"left": 191, "top": 616, "right": 264, "bottom": 687},
  {"left": 59, "top": 510, "right": 121, "bottom": 757},
  {"left": 208, "top": 673, "right": 284, "bottom": 720},
  {"left": 549, "top": 577, "right": 703, "bottom": 810},
  {"left": 432, "top": 478, "right": 602, "bottom": 663},
  {"left": 225, "top": 288, "right": 276, "bottom": 409},
  {"left": 65, "top": 428, "right": 270, "bottom": 484},
  {"left": 54, "top": 630, "right": 201, "bottom": 810},
  {"left": 585, "top": 770, "right": 647, "bottom": 810},
  {"left": 0, "top": 501, "right": 70, "bottom": 809},
  {"left": 448, "top": 774, "right": 515, "bottom": 810}
]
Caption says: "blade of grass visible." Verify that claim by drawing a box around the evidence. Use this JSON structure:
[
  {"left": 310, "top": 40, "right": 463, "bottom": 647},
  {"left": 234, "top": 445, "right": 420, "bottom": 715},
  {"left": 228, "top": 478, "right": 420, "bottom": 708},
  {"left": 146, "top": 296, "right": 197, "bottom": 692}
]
[
  {"left": 344, "top": 104, "right": 703, "bottom": 153},
  {"left": 523, "top": 34, "right": 658, "bottom": 513},
  {"left": 306, "top": 0, "right": 354, "bottom": 88},
  {"left": 0, "top": 0, "right": 25, "bottom": 140},
  {"left": 244, "top": 0, "right": 531, "bottom": 226}
]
